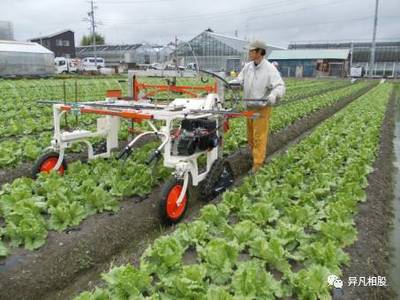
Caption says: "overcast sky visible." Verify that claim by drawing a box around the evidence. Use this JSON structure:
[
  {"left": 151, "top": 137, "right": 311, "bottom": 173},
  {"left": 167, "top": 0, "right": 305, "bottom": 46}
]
[{"left": 1, "top": 0, "right": 399, "bottom": 47}]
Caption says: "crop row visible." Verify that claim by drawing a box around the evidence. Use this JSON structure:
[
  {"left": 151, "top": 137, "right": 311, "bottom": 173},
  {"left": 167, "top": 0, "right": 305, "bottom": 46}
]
[
  {"left": 0, "top": 142, "right": 170, "bottom": 257},
  {"left": 74, "top": 83, "right": 392, "bottom": 300},
  {"left": 0, "top": 78, "right": 129, "bottom": 138},
  {"left": 0, "top": 78, "right": 128, "bottom": 105},
  {"left": 282, "top": 79, "right": 350, "bottom": 102},
  {"left": 224, "top": 81, "right": 372, "bottom": 153}
]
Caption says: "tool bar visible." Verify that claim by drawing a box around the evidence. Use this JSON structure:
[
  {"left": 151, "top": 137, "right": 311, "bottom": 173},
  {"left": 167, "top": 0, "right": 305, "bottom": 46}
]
[
  {"left": 75, "top": 102, "right": 166, "bottom": 110},
  {"left": 38, "top": 101, "right": 263, "bottom": 119},
  {"left": 87, "top": 102, "right": 186, "bottom": 112},
  {"left": 187, "top": 109, "right": 260, "bottom": 118},
  {"left": 59, "top": 105, "right": 153, "bottom": 121},
  {"left": 38, "top": 100, "right": 166, "bottom": 111}
]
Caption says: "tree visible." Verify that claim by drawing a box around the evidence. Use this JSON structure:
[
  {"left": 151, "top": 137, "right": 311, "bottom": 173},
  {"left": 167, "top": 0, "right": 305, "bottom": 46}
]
[{"left": 80, "top": 33, "right": 105, "bottom": 46}]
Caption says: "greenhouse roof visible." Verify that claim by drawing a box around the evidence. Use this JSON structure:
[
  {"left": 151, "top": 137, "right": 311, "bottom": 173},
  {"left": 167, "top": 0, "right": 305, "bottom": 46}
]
[
  {"left": 269, "top": 49, "right": 350, "bottom": 60},
  {"left": 206, "top": 32, "right": 249, "bottom": 53},
  {"left": 205, "top": 31, "right": 285, "bottom": 52},
  {"left": 76, "top": 44, "right": 144, "bottom": 53},
  {"left": 0, "top": 40, "right": 53, "bottom": 54}
]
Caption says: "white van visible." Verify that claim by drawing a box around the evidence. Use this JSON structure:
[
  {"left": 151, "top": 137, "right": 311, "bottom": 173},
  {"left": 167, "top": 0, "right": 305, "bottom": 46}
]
[
  {"left": 54, "top": 57, "right": 80, "bottom": 74},
  {"left": 81, "top": 57, "right": 105, "bottom": 71}
]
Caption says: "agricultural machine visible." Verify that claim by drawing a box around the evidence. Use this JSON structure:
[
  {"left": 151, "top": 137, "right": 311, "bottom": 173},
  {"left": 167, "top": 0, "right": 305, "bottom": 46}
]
[{"left": 33, "top": 69, "right": 268, "bottom": 224}]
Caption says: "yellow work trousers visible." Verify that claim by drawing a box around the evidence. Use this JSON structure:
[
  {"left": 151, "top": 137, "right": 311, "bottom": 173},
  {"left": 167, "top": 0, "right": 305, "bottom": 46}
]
[{"left": 246, "top": 106, "right": 272, "bottom": 168}]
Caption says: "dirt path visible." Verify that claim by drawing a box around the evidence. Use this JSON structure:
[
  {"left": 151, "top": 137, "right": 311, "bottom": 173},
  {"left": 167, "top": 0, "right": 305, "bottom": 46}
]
[{"left": 0, "top": 84, "right": 374, "bottom": 300}]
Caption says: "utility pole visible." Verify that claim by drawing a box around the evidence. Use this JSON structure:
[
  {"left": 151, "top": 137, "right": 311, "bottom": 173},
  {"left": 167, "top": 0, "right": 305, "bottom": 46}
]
[
  {"left": 84, "top": 0, "right": 98, "bottom": 67},
  {"left": 350, "top": 41, "right": 354, "bottom": 71},
  {"left": 174, "top": 36, "right": 179, "bottom": 69},
  {"left": 369, "top": 0, "right": 379, "bottom": 77},
  {"left": 90, "top": 0, "right": 97, "bottom": 68}
]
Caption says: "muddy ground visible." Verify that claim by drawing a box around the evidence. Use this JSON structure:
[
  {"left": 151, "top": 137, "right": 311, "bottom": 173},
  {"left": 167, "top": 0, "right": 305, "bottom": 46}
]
[
  {"left": 341, "top": 89, "right": 397, "bottom": 300},
  {"left": 0, "top": 84, "right": 375, "bottom": 300}
]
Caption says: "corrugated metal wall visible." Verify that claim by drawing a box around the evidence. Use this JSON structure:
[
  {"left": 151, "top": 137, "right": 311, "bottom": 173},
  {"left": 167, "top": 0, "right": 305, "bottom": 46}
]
[
  {"left": 273, "top": 59, "right": 316, "bottom": 77},
  {"left": 272, "top": 59, "right": 347, "bottom": 78}
]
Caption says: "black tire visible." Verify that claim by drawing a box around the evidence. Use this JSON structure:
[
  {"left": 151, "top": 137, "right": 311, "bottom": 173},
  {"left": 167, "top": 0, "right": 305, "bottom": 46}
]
[
  {"left": 200, "top": 159, "right": 234, "bottom": 201},
  {"left": 32, "top": 152, "right": 67, "bottom": 178},
  {"left": 159, "top": 177, "right": 188, "bottom": 225}
]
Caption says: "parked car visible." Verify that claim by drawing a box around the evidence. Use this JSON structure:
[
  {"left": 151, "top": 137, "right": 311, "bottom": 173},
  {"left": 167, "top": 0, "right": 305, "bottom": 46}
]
[
  {"left": 164, "top": 64, "right": 186, "bottom": 70},
  {"left": 148, "top": 63, "right": 163, "bottom": 70},
  {"left": 81, "top": 57, "right": 105, "bottom": 71}
]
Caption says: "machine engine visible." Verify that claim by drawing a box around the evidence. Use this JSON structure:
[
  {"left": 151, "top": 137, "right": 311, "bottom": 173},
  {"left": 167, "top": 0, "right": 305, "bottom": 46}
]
[{"left": 171, "top": 118, "right": 219, "bottom": 156}]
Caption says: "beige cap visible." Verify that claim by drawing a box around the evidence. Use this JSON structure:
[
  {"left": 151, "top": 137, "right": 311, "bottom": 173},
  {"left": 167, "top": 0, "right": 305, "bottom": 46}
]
[{"left": 247, "top": 40, "right": 268, "bottom": 51}]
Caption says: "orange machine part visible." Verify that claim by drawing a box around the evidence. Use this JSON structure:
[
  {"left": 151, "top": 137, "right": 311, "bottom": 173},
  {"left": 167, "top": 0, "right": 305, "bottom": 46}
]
[
  {"left": 60, "top": 105, "right": 153, "bottom": 123},
  {"left": 106, "top": 89, "right": 122, "bottom": 98},
  {"left": 133, "top": 78, "right": 218, "bottom": 100}
]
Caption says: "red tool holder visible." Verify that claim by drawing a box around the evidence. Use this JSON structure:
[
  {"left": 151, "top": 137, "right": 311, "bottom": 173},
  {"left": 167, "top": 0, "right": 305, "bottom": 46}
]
[
  {"left": 60, "top": 105, "right": 153, "bottom": 123},
  {"left": 133, "top": 78, "right": 218, "bottom": 100},
  {"left": 106, "top": 89, "right": 123, "bottom": 98}
]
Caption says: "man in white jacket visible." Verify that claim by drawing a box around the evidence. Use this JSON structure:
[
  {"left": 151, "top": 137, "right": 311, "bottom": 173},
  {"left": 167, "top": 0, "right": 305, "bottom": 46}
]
[{"left": 230, "top": 40, "right": 285, "bottom": 172}]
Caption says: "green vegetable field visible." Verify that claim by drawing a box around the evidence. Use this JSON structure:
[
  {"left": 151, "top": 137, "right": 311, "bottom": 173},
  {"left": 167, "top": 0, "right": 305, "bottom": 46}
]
[
  {"left": 73, "top": 83, "right": 393, "bottom": 300},
  {"left": 0, "top": 76, "right": 397, "bottom": 300}
]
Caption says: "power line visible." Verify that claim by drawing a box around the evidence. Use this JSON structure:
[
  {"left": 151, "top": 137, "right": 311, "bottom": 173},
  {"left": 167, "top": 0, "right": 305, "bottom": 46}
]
[
  {"left": 98, "top": 0, "right": 178, "bottom": 3},
  {"left": 99, "top": 0, "right": 348, "bottom": 26},
  {"left": 244, "top": 0, "right": 349, "bottom": 22},
  {"left": 248, "top": 15, "right": 397, "bottom": 32},
  {"left": 99, "top": 0, "right": 312, "bottom": 24}
]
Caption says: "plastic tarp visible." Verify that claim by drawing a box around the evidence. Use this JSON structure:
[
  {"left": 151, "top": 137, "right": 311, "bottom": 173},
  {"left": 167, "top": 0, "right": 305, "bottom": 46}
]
[{"left": 0, "top": 40, "right": 55, "bottom": 76}]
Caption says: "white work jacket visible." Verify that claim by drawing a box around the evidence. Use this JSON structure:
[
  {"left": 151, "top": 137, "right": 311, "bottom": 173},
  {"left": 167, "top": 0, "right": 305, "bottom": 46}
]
[{"left": 233, "top": 59, "right": 285, "bottom": 106}]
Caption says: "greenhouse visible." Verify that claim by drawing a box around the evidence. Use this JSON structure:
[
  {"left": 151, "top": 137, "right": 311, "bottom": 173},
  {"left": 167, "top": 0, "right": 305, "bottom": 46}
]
[
  {"left": 0, "top": 40, "right": 54, "bottom": 77},
  {"left": 175, "top": 29, "right": 283, "bottom": 72},
  {"left": 0, "top": 21, "right": 13, "bottom": 40}
]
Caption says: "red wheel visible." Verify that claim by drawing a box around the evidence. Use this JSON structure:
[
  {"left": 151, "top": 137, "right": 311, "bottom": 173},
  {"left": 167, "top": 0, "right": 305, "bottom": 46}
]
[
  {"left": 160, "top": 178, "right": 188, "bottom": 224},
  {"left": 40, "top": 157, "right": 65, "bottom": 173},
  {"left": 32, "top": 152, "right": 67, "bottom": 178}
]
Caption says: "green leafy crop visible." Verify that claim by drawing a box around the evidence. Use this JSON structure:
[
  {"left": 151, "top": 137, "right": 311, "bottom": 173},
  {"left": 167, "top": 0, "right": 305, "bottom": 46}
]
[{"left": 74, "top": 83, "right": 392, "bottom": 299}]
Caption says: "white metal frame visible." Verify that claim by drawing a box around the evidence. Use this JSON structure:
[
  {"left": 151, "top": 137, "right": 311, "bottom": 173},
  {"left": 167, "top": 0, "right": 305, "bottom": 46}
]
[
  {"left": 46, "top": 94, "right": 222, "bottom": 205},
  {"left": 49, "top": 104, "right": 120, "bottom": 170}
]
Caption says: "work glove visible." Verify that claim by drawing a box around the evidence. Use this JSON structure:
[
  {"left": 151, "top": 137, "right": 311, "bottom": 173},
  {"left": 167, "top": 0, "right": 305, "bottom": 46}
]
[
  {"left": 227, "top": 81, "right": 241, "bottom": 89},
  {"left": 264, "top": 94, "right": 277, "bottom": 106}
]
